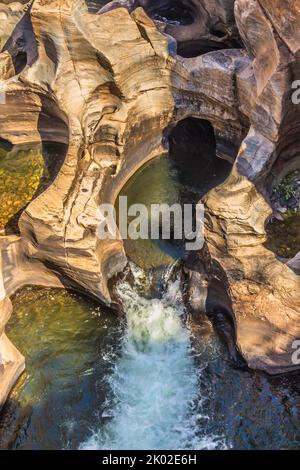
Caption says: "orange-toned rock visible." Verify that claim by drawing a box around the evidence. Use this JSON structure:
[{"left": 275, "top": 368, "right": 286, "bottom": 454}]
[{"left": 0, "top": 0, "right": 300, "bottom": 409}]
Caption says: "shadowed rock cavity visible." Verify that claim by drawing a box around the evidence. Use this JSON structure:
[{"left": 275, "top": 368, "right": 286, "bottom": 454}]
[
  {"left": 146, "top": 0, "right": 195, "bottom": 26},
  {"left": 168, "top": 118, "right": 243, "bottom": 365},
  {"left": 2, "top": 6, "right": 38, "bottom": 73},
  {"left": 168, "top": 118, "right": 231, "bottom": 182}
]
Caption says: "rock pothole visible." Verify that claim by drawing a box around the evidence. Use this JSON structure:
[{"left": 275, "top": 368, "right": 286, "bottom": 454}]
[{"left": 0, "top": 142, "right": 67, "bottom": 235}]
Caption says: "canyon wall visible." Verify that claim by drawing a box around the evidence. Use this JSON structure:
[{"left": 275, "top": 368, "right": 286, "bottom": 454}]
[{"left": 0, "top": 0, "right": 300, "bottom": 406}]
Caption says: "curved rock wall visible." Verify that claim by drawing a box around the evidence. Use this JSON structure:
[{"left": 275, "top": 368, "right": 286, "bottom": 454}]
[
  {"left": 204, "top": 0, "right": 300, "bottom": 373},
  {"left": 0, "top": 0, "right": 300, "bottom": 405}
]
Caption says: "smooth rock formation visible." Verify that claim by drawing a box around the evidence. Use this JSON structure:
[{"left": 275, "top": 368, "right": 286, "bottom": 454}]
[
  {"left": 203, "top": 0, "right": 300, "bottom": 373},
  {"left": 0, "top": 0, "right": 299, "bottom": 406}
]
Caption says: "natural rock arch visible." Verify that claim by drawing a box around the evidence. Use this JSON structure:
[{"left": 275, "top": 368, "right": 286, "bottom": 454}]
[{"left": 0, "top": 0, "right": 300, "bottom": 409}]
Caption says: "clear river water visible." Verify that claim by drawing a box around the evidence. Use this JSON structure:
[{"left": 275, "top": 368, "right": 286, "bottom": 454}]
[{"left": 0, "top": 153, "right": 300, "bottom": 450}]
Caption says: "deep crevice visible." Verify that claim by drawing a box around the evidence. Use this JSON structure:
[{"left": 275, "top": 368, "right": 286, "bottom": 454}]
[
  {"left": 168, "top": 118, "right": 232, "bottom": 199},
  {"left": 176, "top": 39, "right": 228, "bottom": 58}
]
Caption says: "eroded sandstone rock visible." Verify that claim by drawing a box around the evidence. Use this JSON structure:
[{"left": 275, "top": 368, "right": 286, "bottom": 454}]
[
  {"left": 204, "top": 0, "right": 300, "bottom": 373},
  {"left": 0, "top": 0, "right": 299, "bottom": 407}
]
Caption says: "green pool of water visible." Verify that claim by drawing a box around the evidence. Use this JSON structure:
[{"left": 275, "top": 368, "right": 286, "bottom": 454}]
[
  {"left": 0, "top": 144, "right": 44, "bottom": 232},
  {"left": 118, "top": 154, "right": 231, "bottom": 271},
  {"left": 0, "top": 287, "right": 121, "bottom": 450}
]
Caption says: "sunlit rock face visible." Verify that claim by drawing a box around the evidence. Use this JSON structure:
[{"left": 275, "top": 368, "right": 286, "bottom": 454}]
[{"left": 0, "top": 0, "right": 299, "bottom": 405}]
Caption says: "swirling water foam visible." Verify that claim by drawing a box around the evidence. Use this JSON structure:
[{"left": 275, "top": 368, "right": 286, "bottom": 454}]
[{"left": 80, "top": 266, "right": 226, "bottom": 450}]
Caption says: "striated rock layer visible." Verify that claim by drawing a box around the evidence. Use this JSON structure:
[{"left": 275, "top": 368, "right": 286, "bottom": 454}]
[
  {"left": 203, "top": 0, "right": 300, "bottom": 373},
  {"left": 0, "top": 0, "right": 299, "bottom": 405}
]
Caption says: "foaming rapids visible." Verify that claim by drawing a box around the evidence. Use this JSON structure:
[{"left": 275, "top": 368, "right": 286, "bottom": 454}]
[{"left": 80, "top": 265, "right": 226, "bottom": 450}]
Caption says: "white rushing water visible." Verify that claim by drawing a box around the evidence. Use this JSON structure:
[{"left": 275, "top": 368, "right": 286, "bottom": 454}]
[{"left": 81, "top": 265, "right": 226, "bottom": 450}]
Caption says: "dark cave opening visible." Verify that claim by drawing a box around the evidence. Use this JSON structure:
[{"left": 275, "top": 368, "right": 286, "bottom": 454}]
[
  {"left": 210, "top": 27, "right": 227, "bottom": 39},
  {"left": 175, "top": 30, "right": 243, "bottom": 58},
  {"left": 176, "top": 39, "right": 227, "bottom": 58},
  {"left": 11, "top": 51, "right": 27, "bottom": 74},
  {"left": 168, "top": 117, "right": 232, "bottom": 202},
  {"left": 116, "top": 117, "right": 232, "bottom": 272},
  {"left": 151, "top": 2, "right": 194, "bottom": 26}
]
